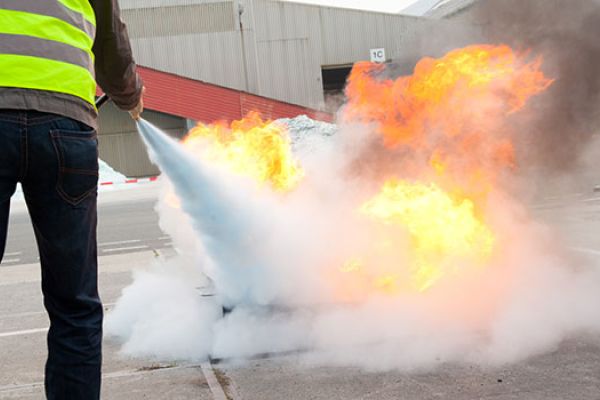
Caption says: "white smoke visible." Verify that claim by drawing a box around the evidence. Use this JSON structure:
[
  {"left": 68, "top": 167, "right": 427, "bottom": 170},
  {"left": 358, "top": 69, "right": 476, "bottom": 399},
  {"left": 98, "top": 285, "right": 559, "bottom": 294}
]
[
  {"left": 105, "top": 117, "right": 600, "bottom": 369},
  {"left": 106, "top": 261, "right": 220, "bottom": 360}
]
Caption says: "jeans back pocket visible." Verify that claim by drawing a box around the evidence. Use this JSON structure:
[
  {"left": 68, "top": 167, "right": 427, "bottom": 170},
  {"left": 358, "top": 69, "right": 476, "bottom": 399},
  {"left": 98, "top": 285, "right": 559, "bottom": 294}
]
[{"left": 50, "top": 129, "right": 99, "bottom": 205}]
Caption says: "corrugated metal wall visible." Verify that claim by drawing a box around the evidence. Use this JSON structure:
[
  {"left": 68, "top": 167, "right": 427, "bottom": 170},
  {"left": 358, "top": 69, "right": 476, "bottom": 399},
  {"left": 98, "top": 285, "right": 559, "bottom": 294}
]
[
  {"left": 118, "top": 0, "right": 451, "bottom": 110},
  {"left": 106, "top": 0, "right": 464, "bottom": 176},
  {"left": 122, "top": 1, "right": 248, "bottom": 92},
  {"left": 246, "top": 0, "right": 441, "bottom": 108},
  {"left": 98, "top": 104, "right": 187, "bottom": 177},
  {"left": 240, "top": 1, "right": 323, "bottom": 107},
  {"left": 125, "top": 3, "right": 236, "bottom": 38},
  {"left": 120, "top": 0, "right": 231, "bottom": 10}
]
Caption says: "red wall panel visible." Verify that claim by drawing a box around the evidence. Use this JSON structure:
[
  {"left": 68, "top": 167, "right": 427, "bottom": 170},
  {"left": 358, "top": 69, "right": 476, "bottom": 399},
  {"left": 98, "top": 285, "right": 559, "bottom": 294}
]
[{"left": 100, "top": 66, "right": 334, "bottom": 124}]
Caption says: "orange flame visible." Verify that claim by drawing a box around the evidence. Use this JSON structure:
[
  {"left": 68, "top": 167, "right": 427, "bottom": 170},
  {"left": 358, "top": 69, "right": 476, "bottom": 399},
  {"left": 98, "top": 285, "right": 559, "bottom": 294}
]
[
  {"left": 344, "top": 44, "right": 553, "bottom": 199},
  {"left": 182, "top": 112, "right": 303, "bottom": 191},
  {"left": 336, "top": 45, "right": 553, "bottom": 294},
  {"left": 171, "top": 45, "right": 553, "bottom": 297}
]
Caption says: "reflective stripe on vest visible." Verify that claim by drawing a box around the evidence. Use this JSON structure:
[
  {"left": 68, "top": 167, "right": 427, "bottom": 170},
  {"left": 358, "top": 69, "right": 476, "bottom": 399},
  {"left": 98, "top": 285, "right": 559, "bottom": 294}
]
[{"left": 0, "top": 1, "right": 97, "bottom": 106}]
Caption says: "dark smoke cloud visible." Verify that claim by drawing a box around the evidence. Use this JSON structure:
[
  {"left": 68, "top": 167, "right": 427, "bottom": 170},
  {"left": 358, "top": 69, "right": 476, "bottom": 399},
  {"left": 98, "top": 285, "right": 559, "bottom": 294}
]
[{"left": 472, "top": 0, "right": 600, "bottom": 174}]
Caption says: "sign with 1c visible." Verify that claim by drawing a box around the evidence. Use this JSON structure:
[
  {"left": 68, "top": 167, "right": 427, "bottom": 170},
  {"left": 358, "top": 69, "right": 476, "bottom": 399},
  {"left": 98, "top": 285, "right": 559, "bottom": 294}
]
[{"left": 370, "top": 48, "right": 386, "bottom": 63}]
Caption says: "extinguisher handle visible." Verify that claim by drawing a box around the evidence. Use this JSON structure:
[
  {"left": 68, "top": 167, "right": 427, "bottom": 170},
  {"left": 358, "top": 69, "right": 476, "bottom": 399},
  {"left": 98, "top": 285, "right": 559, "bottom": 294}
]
[{"left": 95, "top": 94, "right": 110, "bottom": 109}]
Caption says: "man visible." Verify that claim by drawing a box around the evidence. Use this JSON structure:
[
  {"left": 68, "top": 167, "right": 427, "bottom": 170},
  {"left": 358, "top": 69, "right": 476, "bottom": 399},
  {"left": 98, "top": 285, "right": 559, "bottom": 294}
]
[{"left": 0, "top": 1, "right": 143, "bottom": 399}]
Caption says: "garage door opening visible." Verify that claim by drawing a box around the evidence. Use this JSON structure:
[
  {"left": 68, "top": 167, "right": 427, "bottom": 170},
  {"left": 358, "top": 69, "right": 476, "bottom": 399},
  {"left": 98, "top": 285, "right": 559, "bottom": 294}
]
[{"left": 321, "top": 64, "right": 353, "bottom": 111}]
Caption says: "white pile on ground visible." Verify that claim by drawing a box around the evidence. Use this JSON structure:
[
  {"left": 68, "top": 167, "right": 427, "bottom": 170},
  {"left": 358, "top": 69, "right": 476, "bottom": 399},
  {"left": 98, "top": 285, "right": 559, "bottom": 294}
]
[
  {"left": 276, "top": 115, "right": 337, "bottom": 153},
  {"left": 99, "top": 159, "right": 127, "bottom": 184},
  {"left": 13, "top": 159, "right": 128, "bottom": 197}
]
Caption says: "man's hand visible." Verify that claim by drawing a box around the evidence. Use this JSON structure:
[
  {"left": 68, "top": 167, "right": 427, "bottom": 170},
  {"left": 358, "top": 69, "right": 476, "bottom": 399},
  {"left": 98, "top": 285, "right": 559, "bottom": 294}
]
[{"left": 129, "top": 87, "right": 145, "bottom": 120}]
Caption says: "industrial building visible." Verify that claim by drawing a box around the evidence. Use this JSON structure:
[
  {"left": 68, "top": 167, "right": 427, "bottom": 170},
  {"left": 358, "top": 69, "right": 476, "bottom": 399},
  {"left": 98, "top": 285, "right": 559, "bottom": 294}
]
[{"left": 100, "top": 0, "right": 476, "bottom": 177}]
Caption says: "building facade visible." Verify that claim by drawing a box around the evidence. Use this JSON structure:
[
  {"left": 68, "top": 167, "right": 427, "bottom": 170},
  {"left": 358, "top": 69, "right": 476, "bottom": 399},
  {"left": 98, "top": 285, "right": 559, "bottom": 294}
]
[{"left": 99, "top": 0, "right": 468, "bottom": 176}]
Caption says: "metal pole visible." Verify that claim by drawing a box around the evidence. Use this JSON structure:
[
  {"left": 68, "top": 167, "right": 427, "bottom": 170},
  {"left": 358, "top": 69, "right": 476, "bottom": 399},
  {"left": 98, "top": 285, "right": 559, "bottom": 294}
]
[{"left": 238, "top": 2, "right": 251, "bottom": 92}]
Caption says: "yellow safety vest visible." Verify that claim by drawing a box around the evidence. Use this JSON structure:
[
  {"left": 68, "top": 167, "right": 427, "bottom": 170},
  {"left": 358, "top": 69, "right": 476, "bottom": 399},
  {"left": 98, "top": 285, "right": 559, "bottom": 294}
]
[{"left": 0, "top": 0, "right": 97, "bottom": 106}]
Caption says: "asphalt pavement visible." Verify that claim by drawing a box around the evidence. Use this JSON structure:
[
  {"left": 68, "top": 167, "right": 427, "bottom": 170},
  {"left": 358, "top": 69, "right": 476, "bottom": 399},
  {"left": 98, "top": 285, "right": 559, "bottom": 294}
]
[
  {"left": 1, "top": 185, "right": 215, "bottom": 399},
  {"left": 2, "top": 186, "right": 172, "bottom": 266},
  {"left": 0, "top": 184, "right": 599, "bottom": 400}
]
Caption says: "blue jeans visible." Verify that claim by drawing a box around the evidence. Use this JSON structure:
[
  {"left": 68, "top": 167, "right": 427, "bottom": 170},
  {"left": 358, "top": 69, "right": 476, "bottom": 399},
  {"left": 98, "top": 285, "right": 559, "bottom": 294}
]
[{"left": 0, "top": 110, "right": 102, "bottom": 400}]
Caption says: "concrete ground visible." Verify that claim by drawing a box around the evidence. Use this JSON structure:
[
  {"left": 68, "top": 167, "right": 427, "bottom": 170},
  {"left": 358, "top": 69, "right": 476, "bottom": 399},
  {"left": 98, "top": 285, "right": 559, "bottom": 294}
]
[
  {"left": 4, "top": 186, "right": 170, "bottom": 266},
  {"left": 1, "top": 184, "right": 599, "bottom": 399},
  {"left": 0, "top": 251, "right": 216, "bottom": 400},
  {"left": 1, "top": 186, "right": 216, "bottom": 399}
]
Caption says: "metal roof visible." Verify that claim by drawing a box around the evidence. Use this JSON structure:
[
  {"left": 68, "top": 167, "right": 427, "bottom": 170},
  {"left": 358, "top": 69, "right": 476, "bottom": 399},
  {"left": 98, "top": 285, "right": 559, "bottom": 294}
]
[
  {"left": 424, "top": 0, "right": 477, "bottom": 18},
  {"left": 400, "top": 0, "right": 444, "bottom": 16}
]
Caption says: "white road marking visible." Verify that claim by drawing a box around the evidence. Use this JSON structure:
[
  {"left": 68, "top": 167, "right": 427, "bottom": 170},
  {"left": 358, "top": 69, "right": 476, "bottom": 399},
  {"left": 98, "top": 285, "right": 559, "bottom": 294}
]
[
  {"left": 1, "top": 258, "right": 20, "bottom": 263},
  {"left": 0, "top": 310, "right": 47, "bottom": 319},
  {"left": 0, "top": 303, "right": 116, "bottom": 321},
  {"left": 0, "top": 383, "right": 41, "bottom": 395},
  {"left": 0, "top": 365, "right": 201, "bottom": 394},
  {"left": 99, "top": 239, "right": 141, "bottom": 247},
  {"left": 102, "top": 245, "right": 148, "bottom": 253},
  {"left": 543, "top": 193, "right": 584, "bottom": 201},
  {"left": 534, "top": 195, "right": 600, "bottom": 209},
  {"left": 570, "top": 247, "right": 600, "bottom": 257},
  {"left": 158, "top": 236, "right": 171, "bottom": 240},
  {"left": 201, "top": 362, "right": 229, "bottom": 400},
  {"left": 4, "top": 252, "right": 21, "bottom": 257},
  {"left": 0, "top": 328, "right": 48, "bottom": 338}
]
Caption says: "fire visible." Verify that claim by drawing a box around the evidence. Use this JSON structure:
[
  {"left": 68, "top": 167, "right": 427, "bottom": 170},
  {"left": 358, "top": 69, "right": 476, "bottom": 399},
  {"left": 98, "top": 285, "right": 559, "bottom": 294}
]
[
  {"left": 183, "top": 112, "right": 303, "bottom": 191},
  {"left": 361, "top": 180, "right": 495, "bottom": 291},
  {"left": 171, "top": 44, "right": 553, "bottom": 297},
  {"left": 344, "top": 44, "right": 553, "bottom": 199},
  {"left": 335, "top": 44, "right": 553, "bottom": 294}
]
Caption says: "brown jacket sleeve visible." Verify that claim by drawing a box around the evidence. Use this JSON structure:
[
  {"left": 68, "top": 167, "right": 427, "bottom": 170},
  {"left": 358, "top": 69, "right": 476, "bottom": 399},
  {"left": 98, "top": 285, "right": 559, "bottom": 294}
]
[{"left": 90, "top": 0, "right": 143, "bottom": 111}]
